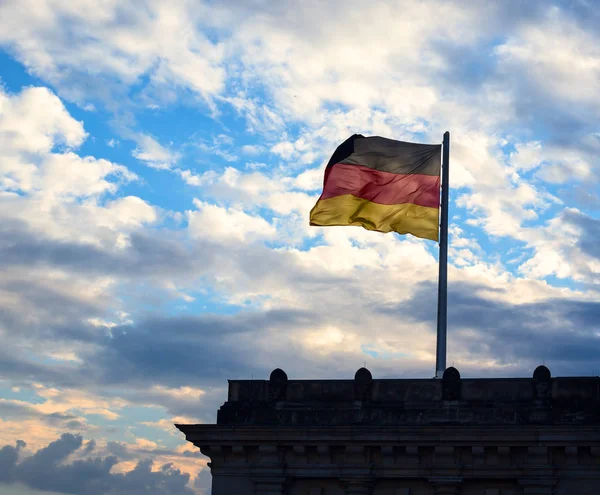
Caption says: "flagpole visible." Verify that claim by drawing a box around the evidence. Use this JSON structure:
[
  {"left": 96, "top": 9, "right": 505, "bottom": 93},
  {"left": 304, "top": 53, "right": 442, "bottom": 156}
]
[{"left": 435, "top": 131, "right": 450, "bottom": 378}]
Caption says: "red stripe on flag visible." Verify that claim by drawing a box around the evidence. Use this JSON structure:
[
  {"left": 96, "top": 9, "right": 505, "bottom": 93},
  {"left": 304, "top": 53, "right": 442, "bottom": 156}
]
[{"left": 321, "top": 163, "right": 440, "bottom": 209}]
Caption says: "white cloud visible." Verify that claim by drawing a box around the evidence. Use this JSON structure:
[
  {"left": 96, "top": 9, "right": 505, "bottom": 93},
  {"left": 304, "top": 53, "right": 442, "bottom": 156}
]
[
  {"left": 147, "top": 385, "right": 206, "bottom": 402},
  {"left": 230, "top": 0, "right": 487, "bottom": 121},
  {"left": 241, "top": 144, "right": 264, "bottom": 155},
  {"left": 95, "top": 196, "right": 158, "bottom": 230},
  {"left": 31, "top": 384, "right": 127, "bottom": 420},
  {"left": 183, "top": 166, "right": 318, "bottom": 246},
  {"left": 299, "top": 326, "right": 357, "bottom": 355},
  {"left": 496, "top": 9, "right": 600, "bottom": 108},
  {"left": 177, "top": 169, "right": 210, "bottom": 187},
  {"left": 453, "top": 139, "right": 543, "bottom": 239},
  {"left": 39, "top": 153, "right": 135, "bottom": 200},
  {"left": 510, "top": 140, "right": 595, "bottom": 184},
  {"left": 195, "top": 166, "right": 314, "bottom": 213},
  {"left": 270, "top": 141, "right": 295, "bottom": 159},
  {"left": 0, "top": 86, "right": 157, "bottom": 247},
  {"left": 293, "top": 167, "right": 322, "bottom": 191},
  {"left": 187, "top": 199, "right": 276, "bottom": 242},
  {"left": 189, "top": 134, "right": 238, "bottom": 163},
  {"left": 132, "top": 134, "right": 179, "bottom": 170},
  {"left": 224, "top": 94, "right": 286, "bottom": 134},
  {"left": 519, "top": 209, "right": 600, "bottom": 284},
  {"left": 0, "top": 0, "right": 226, "bottom": 106},
  {"left": 0, "top": 86, "right": 86, "bottom": 155}
]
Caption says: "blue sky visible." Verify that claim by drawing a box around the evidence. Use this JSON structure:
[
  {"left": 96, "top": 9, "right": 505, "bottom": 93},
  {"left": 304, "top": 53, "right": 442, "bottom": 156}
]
[{"left": 0, "top": 1, "right": 599, "bottom": 494}]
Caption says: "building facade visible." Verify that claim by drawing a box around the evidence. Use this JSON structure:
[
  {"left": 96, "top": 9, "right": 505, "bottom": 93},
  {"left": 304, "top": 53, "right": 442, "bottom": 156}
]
[{"left": 177, "top": 366, "right": 600, "bottom": 494}]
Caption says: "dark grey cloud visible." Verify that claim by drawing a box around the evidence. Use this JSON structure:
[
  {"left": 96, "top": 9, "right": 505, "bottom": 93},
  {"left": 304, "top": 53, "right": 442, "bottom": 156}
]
[
  {"left": 0, "top": 221, "right": 339, "bottom": 414},
  {"left": 558, "top": 0, "right": 600, "bottom": 33},
  {"left": 0, "top": 277, "right": 103, "bottom": 344},
  {"left": 91, "top": 309, "right": 319, "bottom": 388},
  {"left": 565, "top": 184, "right": 600, "bottom": 208},
  {"left": 64, "top": 420, "right": 86, "bottom": 431},
  {"left": 494, "top": 45, "right": 599, "bottom": 149},
  {"left": 563, "top": 209, "right": 600, "bottom": 261},
  {"left": 0, "top": 348, "right": 86, "bottom": 389},
  {"left": 0, "top": 434, "right": 195, "bottom": 495},
  {"left": 0, "top": 219, "right": 199, "bottom": 279},
  {"left": 431, "top": 3, "right": 595, "bottom": 156},
  {"left": 0, "top": 400, "right": 86, "bottom": 433},
  {"left": 0, "top": 303, "right": 326, "bottom": 421},
  {"left": 2, "top": 253, "right": 599, "bottom": 397},
  {"left": 82, "top": 440, "right": 96, "bottom": 455},
  {"left": 430, "top": 1, "right": 548, "bottom": 91},
  {"left": 0, "top": 217, "right": 333, "bottom": 347},
  {"left": 194, "top": 469, "right": 212, "bottom": 495},
  {"left": 1, "top": 201, "right": 598, "bottom": 421},
  {"left": 105, "top": 442, "right": 204, "bottom": 463},
  {"left": 106, "top": 441, "right": 130, "bottom": 459},
  {"left": 395, "top": 280, "right": 600, "bottom": 377},
  {"left": 0, "top": 440, "right": 25, "bottom": 482}
]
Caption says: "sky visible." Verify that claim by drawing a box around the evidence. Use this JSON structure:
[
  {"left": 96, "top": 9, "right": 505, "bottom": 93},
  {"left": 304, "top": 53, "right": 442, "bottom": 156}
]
[{"left": 0, "top": 0, "right": 599, "bottom": 493}]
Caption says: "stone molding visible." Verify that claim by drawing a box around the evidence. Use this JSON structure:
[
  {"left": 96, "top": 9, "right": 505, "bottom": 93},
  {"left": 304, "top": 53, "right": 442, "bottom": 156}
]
[{"left": 189, "top": 430, "right": 600, "bottom": 482}]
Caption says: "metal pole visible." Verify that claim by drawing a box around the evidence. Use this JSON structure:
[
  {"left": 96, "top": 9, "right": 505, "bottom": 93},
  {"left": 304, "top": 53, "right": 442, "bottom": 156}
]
[{"left": 435, "top": 131, "right": 450, "bottom": 378}]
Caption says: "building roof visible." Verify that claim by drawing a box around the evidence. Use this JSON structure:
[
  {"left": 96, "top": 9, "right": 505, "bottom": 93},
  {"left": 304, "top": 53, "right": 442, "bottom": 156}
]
[{"left": 213, "top": 366, "right": 600, "bottom": 426}]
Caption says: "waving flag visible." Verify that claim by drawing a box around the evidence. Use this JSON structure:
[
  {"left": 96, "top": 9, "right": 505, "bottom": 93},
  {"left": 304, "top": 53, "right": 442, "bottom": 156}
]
[{"left": 309, "top": 134, "right": 442, "bottom": 241}]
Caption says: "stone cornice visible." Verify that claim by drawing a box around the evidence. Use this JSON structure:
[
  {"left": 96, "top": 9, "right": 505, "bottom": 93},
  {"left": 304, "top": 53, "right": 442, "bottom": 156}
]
[{"left": 176, "top": 423, "right": 600, "bottom": 445}]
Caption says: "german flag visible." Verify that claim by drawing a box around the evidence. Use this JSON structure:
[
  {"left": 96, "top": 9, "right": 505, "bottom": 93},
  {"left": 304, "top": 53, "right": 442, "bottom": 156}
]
[{"left": 309, "top": 134, "right": 442, "bottom": 241}]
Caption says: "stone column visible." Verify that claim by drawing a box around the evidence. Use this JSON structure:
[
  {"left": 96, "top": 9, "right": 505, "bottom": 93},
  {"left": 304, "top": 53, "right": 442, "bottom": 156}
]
[
  {"left": 341, "top": 478, "right": 373, "bottom": 495},
  {"left": 429, "top": 476, "right": 462, "bottom": 495}
]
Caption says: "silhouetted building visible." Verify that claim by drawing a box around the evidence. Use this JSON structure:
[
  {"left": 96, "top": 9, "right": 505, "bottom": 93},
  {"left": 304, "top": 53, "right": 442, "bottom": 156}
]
[{"left": 177, "top": 366, "right": 600, "bottom": 494}]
